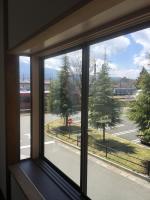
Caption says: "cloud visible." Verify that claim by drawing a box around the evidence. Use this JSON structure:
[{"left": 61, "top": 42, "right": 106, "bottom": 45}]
[
  {"left": 45, "top": 56, "right": 63, "bottom": 70},
  {"left": 45, "top": 50, "right": 82, "bottom": 72},
  {"left": 131, "top": 28, "right": 150, "bottom": 51},
  {"left": 131, "top": 28, "right": 150, "bottom": 70},
  {"left": 90, "top": 35, "right": 130, "bottom": 59},
  {"left": 19, "top": 56, "right": 30, "bottom": 64},
  {"left": 134, "top": 52, "right": 150, "bottom": 70},
  {"left": 90, "top": 58, "right": 139, "bottom": 79},
  {"left": 110, "top": 68, "right": 140, "bottom": 79}
]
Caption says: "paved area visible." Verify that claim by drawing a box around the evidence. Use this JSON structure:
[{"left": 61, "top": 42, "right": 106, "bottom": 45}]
[
  {"left": 106, "top": 115, "right": 139, "bottom": 143},
  {"left": 45, "top": 137, "right": 150, "bottom": 200},
  {"left": 20, "top": 113, "right": 150, "bottom": 200}
]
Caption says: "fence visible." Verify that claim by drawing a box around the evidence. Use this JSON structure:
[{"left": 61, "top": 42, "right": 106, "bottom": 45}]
[{"left": 47, "top": 126, "right": 150, "bottom": 176}]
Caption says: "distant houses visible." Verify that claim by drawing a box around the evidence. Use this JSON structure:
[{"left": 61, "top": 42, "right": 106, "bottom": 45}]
[{"left": 113, "top": 88, "right": 137, "bottom": 95}]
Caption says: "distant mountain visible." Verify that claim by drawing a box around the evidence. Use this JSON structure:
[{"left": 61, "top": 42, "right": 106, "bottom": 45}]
[
  {"left": 44, "top": 68, "right": 58, "bottom": 80},
  {"left": 20, "top": 61, "right": 58, "bottom": 81},
  {"left": 111, "top": 76, "right": 136, "bottom": 88},
  {"left": 110, "top": 76, "right": 122, "bottom": 81},
  {"left": 19, "top": 62, "right": 30, "bottom": 81}
]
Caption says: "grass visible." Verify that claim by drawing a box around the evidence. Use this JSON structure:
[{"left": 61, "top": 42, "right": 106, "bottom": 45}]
[{"left": 45, "top": 119, "right": 150, "bottom": 175}]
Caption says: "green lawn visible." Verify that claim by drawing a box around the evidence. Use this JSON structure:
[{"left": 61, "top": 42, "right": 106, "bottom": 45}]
[{"left": 45, "top": 119, "right": 150, "bottom": 175}]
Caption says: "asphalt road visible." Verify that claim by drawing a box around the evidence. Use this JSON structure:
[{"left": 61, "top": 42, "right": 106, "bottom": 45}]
[
  {"left": 20, "top": 113, "right": 150, "bottom": 200},
  {"left": 45, "top": 137, "right": 150, "bottom": 200},
  {"left": 106, "top": 115, "right": 139, "bottom": 142}
]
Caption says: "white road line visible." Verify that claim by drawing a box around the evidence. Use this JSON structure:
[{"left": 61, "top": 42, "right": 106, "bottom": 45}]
[
  {"left": 21, "top": 141, "right": 55, "bottom": 149},
  {"left": 132, "top": 138, "right": 140, "bottom": 143},
  {"left": 20, "top": 145, "right": 30, "bottom": 149},
  {"left": 114, "top": 129, "right": 138, "bottom": 136},
  {"left": 45, "top": 141, "right": 55, "bottom": 145},
  {"left": 106, "top": 124, "right": 124, "bottom": 130},
  {"left": 24, "top": 133, "right": 30, "bottom": 139}
]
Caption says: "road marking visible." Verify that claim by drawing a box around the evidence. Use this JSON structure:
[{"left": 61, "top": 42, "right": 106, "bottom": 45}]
[
  {"left": 132, "top": 138, "right": 140, "bottom": 143},
  {"left": 106, "top": 124, "right": 124, "bottom": 130},
  {"left": 45, "top": 141, "right": 55, "bottom": 144},
  {"left": 20, "top": 141, "right": 55, "bottom": 149},
  {"left": 21, "top": 145, "right": 30, "bottom": 149},
  {"left": 24, "top": 133, "right": 30, "bottom": 139},
  {"left": 21, "top": 154, "right": 29, "bottom": 159},
  {"left": 114, "top": 128, "right": 138, "bottom": 136}
]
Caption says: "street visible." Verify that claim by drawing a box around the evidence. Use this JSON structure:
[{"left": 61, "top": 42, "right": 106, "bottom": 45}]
[
  {"left": 45, "top": 137, "right": 150, "bottom": 200},
  {"left": 106, "top": 115, "right": 139, "bottom": 142},
  {"left": 20, "top": 113, "right": 150, "bottom": 200}
]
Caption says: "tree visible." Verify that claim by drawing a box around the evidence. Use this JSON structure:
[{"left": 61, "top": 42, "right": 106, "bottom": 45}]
[
  {"left": 47, "top": 79, "right": 60, "bottom": 114},
  {"left": 135, "top": 67, "right": 149, "bottom": 89},
  {"left": 89, "top": 61, "right": 121, "bottom": 142},
  {"left": 129, "top": 72, "right": 150, "bottom": 143},
  {"left": 59, "top": 56, "right": 74, "bottom": 127}
]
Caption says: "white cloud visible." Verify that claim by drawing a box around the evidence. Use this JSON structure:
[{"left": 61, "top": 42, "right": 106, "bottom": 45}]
[
  {"left": 45, "top": 50, "right": 82, "bottom": 71},
  {"left": 90, "top": 35, "right": 130, "bottom": 59},
  {"left": 45, "top": 56, "right": 63, "bottom": 70},
  {"left": 134, "top": 52, "right": 150, "bottom": 70},
  {"left": 110, "top": 68, "right": 140, "bottom": 79},
  {"left": 131, "top": 28, "right": 150, "bottom": 51},
  {"left": 91, "top": 58, "right": 139, "bottom": 79},
  {"left": 131, "top": 28, "right": 150, "bottom": 70},
  {"left": 90, "top": 58, "right": 117, "bottom": 73},
  {"left": 19, "top": 56, "right": 30, "bottom": 64}
]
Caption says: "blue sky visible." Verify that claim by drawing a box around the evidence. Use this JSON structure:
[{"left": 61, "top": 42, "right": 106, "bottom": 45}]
[
  {"left": 20, "top": 27, "right": 150, "bottom": 80},
  {"left": 90, "top": 27, "right": 150, "bottom": 79}
]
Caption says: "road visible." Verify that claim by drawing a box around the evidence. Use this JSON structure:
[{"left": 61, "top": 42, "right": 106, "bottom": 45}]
[
  {"left": 20, "top": 113, "right": 150, "bottom": 200},
  {"left": 106, "top": 115, "right": 139, "bottom": 143},
  {"left": 45, "top": 137, "right": 150, "bottom": 200}
]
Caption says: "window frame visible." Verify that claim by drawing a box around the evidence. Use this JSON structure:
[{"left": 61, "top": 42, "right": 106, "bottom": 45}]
[
  {"left": 19, "top": 56, "right": 32, "bottom": 160},
  {"left": 39, "top": 45, "right": 89, "bottom": 195},
  {"left": 34, "top": 11, "right": 150, "bottom": 198}
]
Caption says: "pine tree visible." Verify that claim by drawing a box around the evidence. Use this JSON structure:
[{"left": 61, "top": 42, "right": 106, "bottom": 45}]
[
  {"left": 129, "top": 72, "right": 150, "bottom": 143},
  {"left": 89, "top": 62, "right": 121, "bottom": 142},
  {"left": 47, "top": 79, "right": 60, "bottom": 114},
  {"left": 135, "top": 67, "right": 149, "bottom": 89},
  {"left": 59, "top": 56, "right": 74, "bottom": 127}
]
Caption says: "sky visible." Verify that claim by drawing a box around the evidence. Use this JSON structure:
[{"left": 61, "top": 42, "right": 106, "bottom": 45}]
[{"left": 20, "top": 27, "right": 150, "bottom": 80}]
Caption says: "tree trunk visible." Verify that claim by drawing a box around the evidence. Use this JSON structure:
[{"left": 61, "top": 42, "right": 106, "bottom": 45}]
[
  {"left": 102, "top": 123, "right": 105, "bottom": 142},
  {"left": 65, "top": 114, "right": 68, "bottom": 127}
]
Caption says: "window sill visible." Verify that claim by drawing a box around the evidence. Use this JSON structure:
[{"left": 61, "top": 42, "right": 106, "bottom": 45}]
[{"left": 9, "top": 159, "right": 89, "bottom": 200}]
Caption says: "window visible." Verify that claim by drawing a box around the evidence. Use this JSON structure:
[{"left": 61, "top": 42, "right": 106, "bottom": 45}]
[
  {"left": 41, "top": 27, "right": 150, "bottom": 199},
  {"left": 43, "top": 49, "right": 82, "bottom": 185},
  {"left": 19, "top": 56, "right": 31, "bottom": 159},
  {"left": 87, "top": 28, "right": 150, "bottom": 199}
]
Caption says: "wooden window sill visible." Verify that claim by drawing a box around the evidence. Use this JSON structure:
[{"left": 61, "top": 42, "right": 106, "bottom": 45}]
[{"left": 9, "top": 159, "right": 89, "bottom": 200}]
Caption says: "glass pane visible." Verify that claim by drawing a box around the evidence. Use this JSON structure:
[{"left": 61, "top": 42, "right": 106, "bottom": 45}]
[
  {"left": 44, "top": 50, "right": 82, "bottom": 185},
  {"left": 87, "top": 28, "right": 150, "bottom": 199},
  {"left": 19, "top": 56, "right": 31, "bottom": 159}
]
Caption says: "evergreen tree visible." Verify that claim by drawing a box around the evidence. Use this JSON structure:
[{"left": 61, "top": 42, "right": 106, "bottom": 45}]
[
  {"left": 89, "top": 62, "right": 121, "bottom": 142},
  {"left": 129, "top": 72, "right": 150, "bottom": 143},
  {"left": 47, "top": 79, "right": 60, "bottom": 114},
  {"left": 135, "top": 67, "right": 149, "bottom": 89},
  {"left": 59, "top": 56, "right": 74, "bottom": 127}
]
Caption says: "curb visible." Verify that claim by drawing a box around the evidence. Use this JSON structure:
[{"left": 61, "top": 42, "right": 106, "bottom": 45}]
[{"left": 47, "top": 133, "right": 150, "bottom": 182}]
